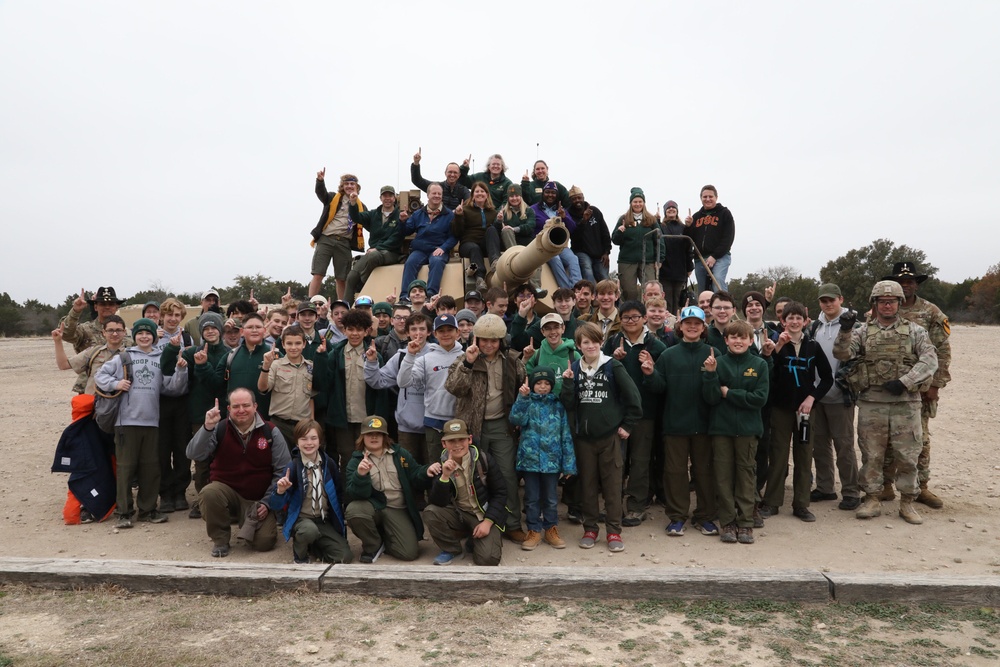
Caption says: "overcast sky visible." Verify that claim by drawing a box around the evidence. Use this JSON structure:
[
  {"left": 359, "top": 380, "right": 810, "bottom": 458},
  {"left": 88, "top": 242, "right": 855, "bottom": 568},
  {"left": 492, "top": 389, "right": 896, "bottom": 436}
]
[{"left": 2, "top": 1, "right": 997, "bottom": 306}]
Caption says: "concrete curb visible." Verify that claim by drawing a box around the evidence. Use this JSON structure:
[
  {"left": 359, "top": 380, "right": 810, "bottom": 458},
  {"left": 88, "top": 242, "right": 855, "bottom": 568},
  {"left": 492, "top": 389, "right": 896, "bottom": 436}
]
[{"left": 2, "top": 558, "right": 998, "bottom": 606}]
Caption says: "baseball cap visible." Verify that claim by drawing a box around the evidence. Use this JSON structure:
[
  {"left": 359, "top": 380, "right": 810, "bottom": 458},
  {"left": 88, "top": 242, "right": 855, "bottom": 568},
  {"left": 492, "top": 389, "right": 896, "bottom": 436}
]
[
  {"left": 441, "top": 419, "right": 471, "bottom": 441},
  {"left": 679, "top": 306, "right": 706, "bottom": 323},
  {"left": 202, "top": 289, "right": 220, "bottom": 300},
  {"left": 329, "top": 299, "right": 350, "bottom": 310},
  {"left": 434, "top": 314, "right": 458, "bottom": 331},
  {"left": 379, "top": 185, "right": 396, "bottom": 196},
  {"left": 297, "top": 301, "right": 317, "bottom": 314},
  {"left": 540, "top": 313, "right": 564, "bottom": 327},
  {"left": 360, "top": 415, "right": 388, "bottom": 435},
  {"left": 354, "top": 295, "right": 374, "bottom": 308},
  {"left": 464, "top": 290, "right": 483, "bottom": 302},
  {"left": 818, "top": 283, "right": 842, "bottom": 299},
  {"left": 309, "top": 295, "right": 328, "bottom": 306}
]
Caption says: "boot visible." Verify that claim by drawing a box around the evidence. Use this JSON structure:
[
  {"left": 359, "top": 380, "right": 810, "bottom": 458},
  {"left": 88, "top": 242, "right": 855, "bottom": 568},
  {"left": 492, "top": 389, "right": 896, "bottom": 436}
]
[
  {"left": 878, "top": 482, "right": 896, "bottom": 501},
  {"left": 916, "top": 483, "right": 943, "bottom": 509},
  {"left": 899, "top": 497, "right": 924, "bottom": 525},
  {"left": 855, "top": 494, "right": 882, "bottom": 520}
]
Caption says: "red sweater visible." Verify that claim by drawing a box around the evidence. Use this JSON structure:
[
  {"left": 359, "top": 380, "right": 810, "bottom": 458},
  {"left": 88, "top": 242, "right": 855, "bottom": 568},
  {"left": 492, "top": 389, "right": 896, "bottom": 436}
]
[{"left": 210, "top": 420, "right": 277, "bottom": 501}]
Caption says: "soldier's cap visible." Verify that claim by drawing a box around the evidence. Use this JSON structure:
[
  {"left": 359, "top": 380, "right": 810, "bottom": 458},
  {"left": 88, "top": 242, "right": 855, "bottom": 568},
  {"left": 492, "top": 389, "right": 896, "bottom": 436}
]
[
  {"left": 202, "top": 289, "right": 220, "bottom": 300},
  {"left": 818, "top": 283, "right": 842, "bottom": 299},
  {"left": 88, "top": 286, "right": 126, "bottom": 305},
  {"left": 408, "top": 279, "right": 428, "bottom": 293},
  {"left": 434, "top": 314, "right": 458, "bottom": 331},
  {"left": 297, "top": 301, "right": 317, "bottom": 314},
  {"left": 540, "top": 312, "right": 564, "bottom": 328},
  {"left": 131, "top": 318, "right": 158, "bottom": 340},
  {"left": 379, "top": 185, "right": 396, "bottom": 196},
  {"left": 441, "top": 418, "right": 471, "bottom": 441},
  {"left": 373, "top": 301, "right": 393, "bottom": 316},
  {"left": 360, "top": 415, "right": 388, "bottom": 436},
  {"left": 883, "top": 261, "right": 928, "bottom": 283}
]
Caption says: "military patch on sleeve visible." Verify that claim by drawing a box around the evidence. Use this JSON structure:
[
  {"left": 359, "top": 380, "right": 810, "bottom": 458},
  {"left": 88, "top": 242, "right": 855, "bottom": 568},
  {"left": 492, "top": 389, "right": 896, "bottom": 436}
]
[{"left": 942, "top": 317, "right": 950, "bottom": 336}]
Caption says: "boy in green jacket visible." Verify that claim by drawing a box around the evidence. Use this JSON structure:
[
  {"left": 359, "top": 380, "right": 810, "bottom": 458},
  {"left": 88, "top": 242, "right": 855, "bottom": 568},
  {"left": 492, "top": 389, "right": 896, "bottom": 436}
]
[
  {"left": 525, "top": 312, "right": 577, "bottom": 395},
  {"left": 702, "top": 320, "right": 770, "bottom": 545}
]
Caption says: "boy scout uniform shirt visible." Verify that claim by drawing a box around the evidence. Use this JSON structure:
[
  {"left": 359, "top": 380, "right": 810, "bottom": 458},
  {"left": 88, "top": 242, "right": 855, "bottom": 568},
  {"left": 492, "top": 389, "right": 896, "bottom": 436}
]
[
  {"left": 68, "top": 345, "right": 122, "bottom": 396},
  {"left": 298, "top": 457, "right": 330, "bottom": 521},
  {"left": 369, "top": 448, "right": 405, "bottom": 509},
  {"left": 452, "top": 454, "right": 484, "bottom": 520},
  {"left": 265, "top": 357, "right": 315, "bottom": 421},
  {"left": 484, "top": 356, "right": 505, "bottom": 420},
  {"left": 345, "top": 344, "right": 367, "bottom": 422},
  {"left": 324, "top": 198, "right": 351, "bottom": 237}
]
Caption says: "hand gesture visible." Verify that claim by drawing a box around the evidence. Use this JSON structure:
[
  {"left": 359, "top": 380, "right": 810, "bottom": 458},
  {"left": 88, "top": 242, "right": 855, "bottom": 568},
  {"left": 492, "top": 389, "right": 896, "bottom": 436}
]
[
  {"left": 205, "top": 398, "right": 222, "bottom": 430},
  {"left": 764, "top": 281, "right": 777, "bottom": 303},
  {"left": 426, "top": 461, "right": 442, "bottom": 477},
  {"left": 281, "top": 286, "right": 293, "bottom": 304},
  {"left": 157, "top": 327, "right": 166, "bottom": 339},
  {"left": 838, "top": 310, "right": 858, "bottom": 331},
  {"left": 51, "top": 322, "right": 64, "bottom": 341},
  {"left": 454, "top": 202, "right": 464, "bottom": 216},
  {"left": 316, "top": 167, "right": 326, "bottom": 181},
  {"left": 428, "top": 294, "right": 440, "bottom": 309},
  {"left": 519, "top": 378, "right": 530, "bottom": 396},
  {"left": 703, "top": 348, "right": 717, "bottom": 372},
  {"left": 276, "top": 468, "right": 293, "bottom": 494},
  {"left": 441, "top": 457, "right": 458, "bottom": 480},
  {"left": 170, "top": 332, "right": 182, "bottom": 348},
  {"left": 777, "top": 331, "right": 791, "bottom": 348},
  {"left": 357, "top": 450, "right": 372, "bottom": 476},
  {"left": 263, "top": 347, "right": 279, "bottom": 368},
  {"left": 617, "top": 225, "right": 626, "bottom": 233},
  {"left": 761, "top": 338, "right": 776, "bottom": 356},
  {"left": 521, "top": 339, "right": 535, "bottom": 361},
  {"left": 413, "top": 147, "right": 422, "bottom": 164},
  {"left": 365, "top": 340, "right": 378, "bottom": 363},
  {"left": 348, "top": 190, "right": 358, "bottom": 204},
  {"left": 557, "top": 204, "right": 565, "bottom": 219},
  {"left": 613, "top": 337, "right": 627, "bottom": 360},
  {"left": 400, "top": 209, "right": 409, "bottom": 222},
  {"left": 176, "top": 356, "right": 188, "bottom": 369},
  {"left": 523, "top": 169, "right": 529, "bottom": 180},
  {"left": 248, "top": 289, "right": 259, "bottom": 310},
  {"left": 316, "top": 336, "right": 328, "bottom": 355},
  {"left": 193, "top": 343, "right": 208, "bottom": 365},
  {"left": 72, "top": 288, "right": 88, "bottom": 313},
  {"left": 562, "top": 359, "right": 575, "bottom": 380},
  {"left": 465, "top": 339, "right": 480, "bottom": 363},
  {"left": 684, "top": 207, "right": 693, "bottom": 225},
  {"left": 639, "top": 349, "right": 654, "bottom": 375},
  {"left": 496, "top": 210, "right": 505, "bottom": 224},
  {"left": 463, "top": 154, "right": 471, "bottom": 168},
  {"left": 517, "top": 293, "right": 535, "bottom": 318},
  {"left": 583, "top": 207, "right": 593, "bottom": 222}
]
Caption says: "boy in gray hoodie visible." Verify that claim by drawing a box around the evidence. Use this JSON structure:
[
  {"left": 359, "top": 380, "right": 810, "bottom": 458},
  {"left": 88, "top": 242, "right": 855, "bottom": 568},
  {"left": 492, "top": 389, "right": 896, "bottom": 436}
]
[{"left": 95, "top": 318, "right": 189, "bottom": 529}]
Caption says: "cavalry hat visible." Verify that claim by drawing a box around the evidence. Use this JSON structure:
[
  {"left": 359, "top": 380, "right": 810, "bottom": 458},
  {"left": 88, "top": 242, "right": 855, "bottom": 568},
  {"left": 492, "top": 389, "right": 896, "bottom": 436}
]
[{"left": 883, "top": 261, "right": 928, "bottom": 283}]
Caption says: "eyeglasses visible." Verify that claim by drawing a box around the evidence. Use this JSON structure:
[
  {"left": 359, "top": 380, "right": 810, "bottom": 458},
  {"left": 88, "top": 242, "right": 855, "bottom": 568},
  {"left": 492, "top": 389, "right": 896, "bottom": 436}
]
[
  {"left": 621, "top": 315, "right": 644, "bottom": 322},
  {"left": 392, "top": 315, "right": 408, "bottom": 321},
  {"left": 875, "top": 298, "right": 898, "bottom": 305}
]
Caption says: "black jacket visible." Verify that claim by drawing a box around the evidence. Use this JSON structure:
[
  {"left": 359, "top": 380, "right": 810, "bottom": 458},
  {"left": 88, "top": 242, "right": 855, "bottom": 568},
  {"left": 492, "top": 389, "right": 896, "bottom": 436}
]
[
  {"left": 410, "top": 163, "right": 470, "bottom": 210},
  {"left": 569, "top": 202, "right": 612, "bottom": 258},
  {"left": 427, "top": 445, "right": 508, "bottom": 529}
]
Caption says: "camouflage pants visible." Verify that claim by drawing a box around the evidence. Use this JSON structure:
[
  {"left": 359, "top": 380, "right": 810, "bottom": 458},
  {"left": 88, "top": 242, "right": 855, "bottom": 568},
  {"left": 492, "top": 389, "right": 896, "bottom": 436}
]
[
  {"left": 857, "top": 400, "right": 922, "bottom": 497},
  {"left": 882, "top": 399, "right": 935, "bottom": 485}
]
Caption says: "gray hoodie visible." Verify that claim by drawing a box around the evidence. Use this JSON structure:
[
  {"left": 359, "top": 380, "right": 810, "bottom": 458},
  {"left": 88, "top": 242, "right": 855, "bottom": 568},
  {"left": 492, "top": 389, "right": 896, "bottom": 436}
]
[
  {"left": 95, "top": 346, "right": 189, "bottom": 428},
  {"left": 365, "top": 344, "right": 430, "bottom": 434},
  {"left": 397, "top": 341, "right": 464, "bottom": 428}
]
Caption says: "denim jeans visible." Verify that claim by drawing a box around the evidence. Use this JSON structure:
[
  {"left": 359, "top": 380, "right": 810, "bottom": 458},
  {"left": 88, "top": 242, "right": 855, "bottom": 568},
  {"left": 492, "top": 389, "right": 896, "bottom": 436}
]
[
  {"left": 547, "top": 248, "right": 582, "bottom": 289},
  {"left": 575, "top": 252, "right": 609, "bottom": 284},
  {"left": 401, "top": 249, "right": 449, "bottom": 296},
  {"left": 693, "top": 252, "right": 731, "bottom": 292},
  {"left": 522, "top": 471, "right": 559, "bottom": 531}
]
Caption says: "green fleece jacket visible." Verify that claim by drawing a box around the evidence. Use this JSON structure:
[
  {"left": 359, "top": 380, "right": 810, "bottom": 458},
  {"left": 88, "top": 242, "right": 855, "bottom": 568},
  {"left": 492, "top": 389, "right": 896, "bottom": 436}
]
[
  {"left": 314, "top": 339, "right": 388, "bottom": 428},
  {"left": 162, "top": 339, "right": 231, "bottom": 423},
  {"left": 702, "top": 351, "right": 770, "bottom": 437},
  {"left": 525, "top": 338, "right": 577, "bottom": 395},
  {"left": 612, "top": 220, "right": 666, "bottom": 265},
  {"left": 519, "top": 178, "right": 570, "bottom": 207},
  {"left": 602, "top": 330, "right": 667, "bottom": 418},
  {"left": 345, "top": 446, "right": 431, "bottom": 537},
  {"left": 196, "top": 340, "right": 271, "bottom": 415},
  {"left": 348, "top": 203, "right": 405, "bottom": 254},
  {"left": 643, "top": 339, "right": 720, "bottom": 435}
]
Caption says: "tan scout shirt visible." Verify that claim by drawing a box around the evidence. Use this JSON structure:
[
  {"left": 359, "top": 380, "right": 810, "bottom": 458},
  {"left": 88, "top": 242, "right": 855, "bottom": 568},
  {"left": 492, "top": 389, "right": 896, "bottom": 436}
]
[
  {"left": 265, "top": 357, "right": 315, "bottom": 422},
  {"left": 484, "top": 355, "right": 505, "bottom": 420},
  {"left": 345, "top": 344, "right": 367, "bottom": 423},
  {"left": 452, "top": 453, "right": 484, "bottom": 520},
  {"left": 369, "top": 447, "right": 405, "bottom": 509}
]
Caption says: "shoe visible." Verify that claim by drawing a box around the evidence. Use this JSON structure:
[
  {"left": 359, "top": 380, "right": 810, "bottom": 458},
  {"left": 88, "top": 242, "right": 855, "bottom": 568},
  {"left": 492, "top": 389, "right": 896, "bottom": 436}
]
[
  {"left": 579, "top": 530, "right": 599, "bottom": 549},
  {"left": 810, "top": 489, "right": 838, "bottom": 502},
  {"left": 697, "top": 520, "right": 719, "bottom": 536},
  {"left": 607, "top": 533, "right": 624, "bottom": 552},
  {"left": 855, "top": 494, "right": 882, "bottom": 519},
  {"left": 158, "top": 497, "right": 175, "bottom": 513},
  {"left": 753, "top": 504, "right": 765, "bottom": 528},
  {"left": 174, "top": 493, "right": 189, "bottom": 511},
  {"left": 566, "top": 508, "right": 583, "bottom": 524},
  {"left": 475, "top": 277, "right": 488, "bottom": 292},
  {"left": 838, "top": 496, "right": 861, "bottom": 511},
  {"left": 878, "top": 482, "right": 896, "bottom": 501},
  {"left": 737, "top": 527, "right": 755, "bottom": 544},
  {"left": 139, "top": 510, "right": 168, "bottom": 524},
  {"left": 505, "top": 529, "right": 529, "bottom": 544},
  {"left": 521, "top": 530, "right": 542, "bottom": 551},
  {"left": 899, "top": 499, "right": 924, "bottom": 525},
  {"left": 360, "top": 542, "right": 386, "bottom": 564},
  {"left": 293, "top": 554, "right": 310, "bottom": 564},
  {"left": 916, "top": 486, "right": 944, "bottom": 509},
  {"left": 211, "top": 544, "right": 230, "bottom": 558},
  {"left": 115, "top": 515, "right": 133, "bottom": 530},
  {"left": 79, "top": 508, "right": 95, "bottom": 524},
  {"left": 720, "top": 522, "right": 738, "bottom": 544},
  {"left": 188, "top": 502, "right": 202, "bottom": 519},
  {"left": 792, "top": 507, "right": 816, "bottom": 522},
  {"left": 433, "top": 550, "right": 463, "bottom": 566},
  {"left": 665, "top": 520, "right": 685, "bottom": 536},
  {"left": 622, "top": 511, "right": 645, "bottom": 527},
  {"left": 543, "top": 526, "right": 566, "bottom": 549},
  {"left": 758, "top": 504, "right": 779, "bottom": 518}
]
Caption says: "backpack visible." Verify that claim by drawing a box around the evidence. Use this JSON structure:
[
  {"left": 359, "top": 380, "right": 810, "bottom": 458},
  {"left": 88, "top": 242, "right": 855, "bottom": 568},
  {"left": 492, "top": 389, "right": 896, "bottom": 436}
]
[{"left": 93, "top": 350, "right": 133, "bottom": 433}]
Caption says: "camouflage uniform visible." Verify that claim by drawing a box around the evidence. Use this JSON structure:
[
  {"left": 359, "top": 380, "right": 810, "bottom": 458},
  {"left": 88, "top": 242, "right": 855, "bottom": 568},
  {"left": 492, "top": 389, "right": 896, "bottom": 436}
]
[
  {"left": 834, "top": 318, "right": 938, "bottom": 498},
  {"left": 61, "top": 308, "right": 134, "bottom": 393},
  {"left": 883, "top": 297, "right": 951, "bottom": 484}
]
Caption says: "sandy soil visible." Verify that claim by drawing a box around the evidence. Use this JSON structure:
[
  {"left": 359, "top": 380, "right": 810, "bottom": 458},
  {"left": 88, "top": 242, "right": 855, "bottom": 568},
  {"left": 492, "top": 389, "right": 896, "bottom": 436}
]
[{"left": 2, "top": 327, "right": 999, "bottom": 575}]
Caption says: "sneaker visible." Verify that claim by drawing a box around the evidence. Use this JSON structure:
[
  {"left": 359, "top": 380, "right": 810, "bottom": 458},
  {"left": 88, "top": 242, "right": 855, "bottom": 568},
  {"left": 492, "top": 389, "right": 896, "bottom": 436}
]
[
  {"left": 697, "top": 520, "right": 719, "bottom": 536},
  {"left": 665, "top": 520, "right": 685, "bottom": 536},
  {"left": 543, "top": 526, "right": 566, "bottom": 549},
  {"left": 607, "top": 533, "right": 625, "bottom": 552},
  {"left": 174, "top": 493, "right": 189, "bottom": 511},
  {"left": 793, "top": 507, "right": 817, "bottom": 522},
  {"left": 753, "top": 504, "right": 765, "bottom": 528},
  {"left": 521, "top": 530, "right": 542, "bottom": 551},
  {"left": 838, "top": 496, "right": 861, "bottom": 511},
  {"left": 138, "top": 511, "right": 168, "bottom": 524},
  {"left": 115, "top": 515, "right": 133, "bottom": 530},
  {"left": 720, "top": 522, "right": 738, "bottom": 543},
  {"left": 622, "top": 511, "right": 645, "bottom": 527},
  {"left": 211, "top": 544, "right": 230, "bottom": 558},
  {"left": 293, "top": 554, "right": 310, "bottom": 564},
  {"left": 158, "top": 497, "right": 175, "bottom": 513},
  {"left": 79, "top": 508, "right": 95, "bottom": 524},
  {"left": 188, "top": 502, "right": 202, "bottom": 519},
  {"left": 579, "top": 530, "right": 599, "bottom": 549},
  {"left": 810, "top": 489, "right": 838, "bottom": 502},
  {"left": 505, "top": 529, "right": 529, "bottom": 544},
  {"left": 433, "top": 550, "right": 463, "bottom": 566},
  {"left": 758, "top": 504, "right": 779, "bottom": 518},
  {"left": 737, "top": 527, "right": 755, "bottom": 544},
  {"left": 566, "top": 508, "right": 583, "bottom": 524},
  {"left": 360, "top": 542, "right": 386, "bottom": 564}
]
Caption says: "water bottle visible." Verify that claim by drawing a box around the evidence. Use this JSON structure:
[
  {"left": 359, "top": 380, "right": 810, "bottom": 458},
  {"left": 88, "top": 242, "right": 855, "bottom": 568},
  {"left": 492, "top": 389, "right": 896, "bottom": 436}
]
[{"left": 797, "top": 413, "right": 811, "bottom": 444}]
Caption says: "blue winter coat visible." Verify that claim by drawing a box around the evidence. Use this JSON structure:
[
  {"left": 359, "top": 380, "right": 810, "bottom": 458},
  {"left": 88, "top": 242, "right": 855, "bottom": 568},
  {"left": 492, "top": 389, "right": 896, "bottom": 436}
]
[
  {"left": 269, "top": 450, "right": 347, "bottom": 542},
  {"left": 510, "top": 392, "right": 577, "bottom": 475}
]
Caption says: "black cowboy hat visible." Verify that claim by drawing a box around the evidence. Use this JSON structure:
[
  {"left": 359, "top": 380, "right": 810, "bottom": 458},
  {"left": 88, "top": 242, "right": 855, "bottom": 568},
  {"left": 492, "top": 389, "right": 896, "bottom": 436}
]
[
  {"left": 87, "top": 286, "right": 126, "bottom": 305},
  {"left": 883, "top": 262, "right": 928, "bottom": 284}
]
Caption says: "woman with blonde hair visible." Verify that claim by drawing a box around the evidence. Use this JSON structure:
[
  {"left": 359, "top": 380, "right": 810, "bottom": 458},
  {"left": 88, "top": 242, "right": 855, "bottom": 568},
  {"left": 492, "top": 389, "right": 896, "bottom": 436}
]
[
  {"left": 613, "top": 187, "right": 663, "bottom": 302},
  {"left": 452, "top": 181, "right": 498, "bottom": 291}
]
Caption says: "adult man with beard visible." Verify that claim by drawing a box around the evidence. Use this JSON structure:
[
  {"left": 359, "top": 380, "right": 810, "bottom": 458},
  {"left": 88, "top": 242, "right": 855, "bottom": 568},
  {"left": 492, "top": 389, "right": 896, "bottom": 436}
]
[
  {"left": 61, "top": 286, "right": 133, "bottom": 393},
  {"left": 568, "top": 185, "right": 611, "bottom": 284}
]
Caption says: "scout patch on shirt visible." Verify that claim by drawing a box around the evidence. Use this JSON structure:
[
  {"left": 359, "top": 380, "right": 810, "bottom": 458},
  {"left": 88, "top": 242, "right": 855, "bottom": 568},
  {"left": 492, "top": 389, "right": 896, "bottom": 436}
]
[
  {"left": 257, "top": 437, "right": 269, "bottom": 450},
  {"left": 743, "top": 367, "right": 758, "bottom": 378}
]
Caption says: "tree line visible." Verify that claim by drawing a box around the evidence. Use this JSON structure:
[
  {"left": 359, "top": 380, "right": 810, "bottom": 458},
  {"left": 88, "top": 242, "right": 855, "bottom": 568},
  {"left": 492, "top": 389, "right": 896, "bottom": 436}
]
[{"left": 1, "top": 241, "right": 996, "bottom": 337}]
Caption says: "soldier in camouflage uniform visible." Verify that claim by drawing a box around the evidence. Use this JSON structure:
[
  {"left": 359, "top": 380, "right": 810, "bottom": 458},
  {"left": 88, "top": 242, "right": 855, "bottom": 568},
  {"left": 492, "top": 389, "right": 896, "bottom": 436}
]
[
  {"left": 834, "top": 280, "right": 938, "bottom": 524},
  {"left": 61, "top": 286, "right": 134, "bottom": 393},
  {"left": 877, "top": 262, "right": 951, "bottom": 509}
]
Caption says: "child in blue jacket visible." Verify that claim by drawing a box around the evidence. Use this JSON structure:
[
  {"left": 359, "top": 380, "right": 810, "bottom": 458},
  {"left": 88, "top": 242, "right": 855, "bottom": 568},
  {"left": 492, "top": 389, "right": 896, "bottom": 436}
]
[{"left": 510, "top": 368, "right": 577, "bottom": 551}]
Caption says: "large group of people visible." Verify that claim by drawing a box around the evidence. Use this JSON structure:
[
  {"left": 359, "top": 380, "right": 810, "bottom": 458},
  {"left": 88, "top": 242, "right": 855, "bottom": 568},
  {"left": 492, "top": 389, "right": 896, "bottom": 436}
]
[{"left": 49, "top": 150, "right": 952, "bottom": 566}]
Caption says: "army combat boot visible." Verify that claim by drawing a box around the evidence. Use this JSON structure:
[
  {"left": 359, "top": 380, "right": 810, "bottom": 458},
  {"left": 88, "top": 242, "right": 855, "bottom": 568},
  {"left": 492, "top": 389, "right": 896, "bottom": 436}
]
[
  {"left": 878, "top": 482, "right": 896, "bottom": 501},
  {"left": 899, "top": 496, "right": 924, "bottom": 525},
  {"left": 916, "top": 482, "right": 943, "bottom": 509},
  {"left": 855, "top": 494, "right": 882, "bottom": 520}
]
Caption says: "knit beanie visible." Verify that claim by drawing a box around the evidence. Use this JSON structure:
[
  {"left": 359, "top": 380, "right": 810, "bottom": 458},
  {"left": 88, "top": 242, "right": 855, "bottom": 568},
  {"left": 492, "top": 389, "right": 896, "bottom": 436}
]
[
  {"left": 530, "top": 367, "right": 555, "bottom": 391},
  {"left": 508, "top": 183, "right": 522, "bottom": 196},
  {"left": 132, "top": 318, "right": 158, "bottom": 340},
  {"left": 199, "top": 312, "right": 224, "bottom": 335},
  {"left": 741, "top": 291, "right": 767, "bottom": 315},
  {"left": 664, "top": 200, "right": 678, "bottom": 211},
  {"left": 456, "top": 309, "right": 478, "bottom": 324},
  {"left": 630, "top": 187, "right": 645, "bottom": 203}
]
